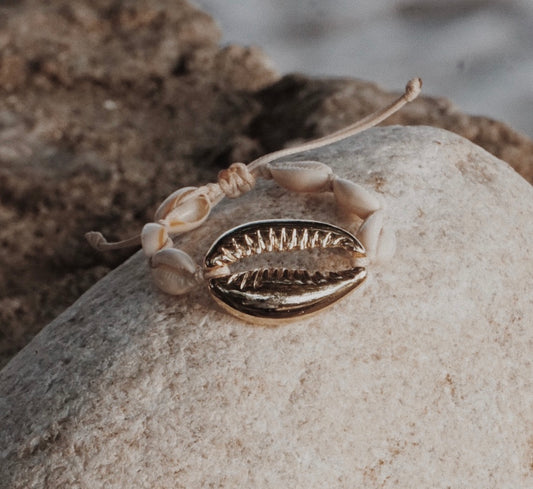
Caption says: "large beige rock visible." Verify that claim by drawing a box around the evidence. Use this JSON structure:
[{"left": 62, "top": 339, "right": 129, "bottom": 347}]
[{"left": 1, "top": 126, "right": 532, "bottom": 488}]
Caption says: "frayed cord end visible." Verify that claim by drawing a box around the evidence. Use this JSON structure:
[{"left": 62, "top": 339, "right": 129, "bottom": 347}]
[{"left": 404, "top": 77, "right": 422, "bottom": 102}]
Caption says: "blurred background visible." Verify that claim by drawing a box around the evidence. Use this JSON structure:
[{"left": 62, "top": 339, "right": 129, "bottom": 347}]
[{"left": 192, "top": 0, "right": 533, "bottom": 137}]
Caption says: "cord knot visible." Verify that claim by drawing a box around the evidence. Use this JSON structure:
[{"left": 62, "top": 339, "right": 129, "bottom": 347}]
[{"left": 217, "top": 162, "right": 256, "bottom": 199}]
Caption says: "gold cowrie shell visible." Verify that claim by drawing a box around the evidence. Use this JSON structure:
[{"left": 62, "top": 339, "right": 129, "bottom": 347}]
[
  {"left": 160, "top": 193, "right": 211, "bottom": 234},
  {"left": 268, "top": 160, "right": 333, "bottom": 193},
  {"left": 332, "top": 177, "right": 381, "bottom": 219},
  {"left": 141, "top": 223, "right": 172, "bottom": 257},
  {"left": 150, "top": 248, "right": 199, "bottom": 295},
  {"left": 204, "top": 220, "right": 367, "bottom": 324}
]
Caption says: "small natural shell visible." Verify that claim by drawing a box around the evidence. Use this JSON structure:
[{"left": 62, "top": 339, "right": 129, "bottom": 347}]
[
  {"left": 374, "top": 226, "right": 396, "bottom": 264},
  {"left": 356, "top": 210, "right": 384, "bottom": 260},
  {"left": 268, "top": 160, "right": 333, "bottom": 193},
  {"left": 160, "top": 193, "right": 211, "bottom": 235},
  {"left": 333, "top": 177, "right": 381, "bottom": 219},
  {"left": 154, "top": 187, "right": 197, "bottom": 221},
  {"left": 141, "top": 223, "right": 172, "bottom": 257},
  {"left": 150, "top": 248, "right": 198, "bottom": 295}
]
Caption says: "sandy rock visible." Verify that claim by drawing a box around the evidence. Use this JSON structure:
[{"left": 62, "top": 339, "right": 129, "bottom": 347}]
[{"left": 1, "top": 126, "right": 532, "bottom": 488}]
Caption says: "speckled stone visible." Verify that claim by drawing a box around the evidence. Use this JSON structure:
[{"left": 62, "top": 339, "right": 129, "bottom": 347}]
[{"left": 1, "top": 126, "right": 532, "bottom": 488}]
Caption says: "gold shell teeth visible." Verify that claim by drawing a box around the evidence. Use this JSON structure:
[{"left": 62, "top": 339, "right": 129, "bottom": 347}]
[
  {"left": 204, "top": 220, "right": 368, "bottom": 323},
  {"left": 227, "top": 268, "right": 358, "bottom": 291},
  {"left": 206, "top": 221, "right": 364, "bottom": 268}
]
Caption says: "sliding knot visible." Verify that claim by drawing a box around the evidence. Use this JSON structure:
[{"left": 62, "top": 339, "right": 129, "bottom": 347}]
[{"left": 217, "top": 162, "right": 256, "bottom": 199}]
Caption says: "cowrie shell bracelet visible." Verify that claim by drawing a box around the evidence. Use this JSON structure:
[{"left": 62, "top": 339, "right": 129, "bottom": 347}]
[{"left": 86, "top": 78, "right": 422, "bottom": 323}]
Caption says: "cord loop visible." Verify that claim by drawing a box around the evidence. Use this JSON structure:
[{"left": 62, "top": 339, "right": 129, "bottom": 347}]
[{"left": 217, "top": 163, "right": 256, "bottom": 199}]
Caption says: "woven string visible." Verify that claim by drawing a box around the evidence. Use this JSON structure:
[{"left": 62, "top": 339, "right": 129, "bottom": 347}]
[{"left": 217, "top": 162, "right": 256, "bottom": 199}]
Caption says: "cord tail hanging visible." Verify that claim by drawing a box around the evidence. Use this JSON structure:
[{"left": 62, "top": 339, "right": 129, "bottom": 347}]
[{"left": 85, "top": 231, "right": 141, "bottom": 251}]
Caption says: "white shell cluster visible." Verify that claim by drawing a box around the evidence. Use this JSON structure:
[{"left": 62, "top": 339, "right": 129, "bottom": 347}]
[{"left": 141, "top": 186, "right": 213, "bottom": 294}]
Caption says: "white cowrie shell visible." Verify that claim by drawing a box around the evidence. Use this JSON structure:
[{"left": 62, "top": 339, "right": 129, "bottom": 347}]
[
  {"left": 374, "top": 226, "right": 396, "bottom": 264},
  {"left": 150, "top": 248, "right": 199, "bottom": 295},
  {"left": 268, "top": 160, "right": 333, "bottom": 193},
  {"left": 154, "top": 187, "right": 197, "bottom": 221},
  {"left": 356, "top": 210, "right": 384, "bottom": 261},
  {"left": 141, "top": 223, "right": 172, "bottom": 257},
  {"left": 333, "top": 177, "right": 381, "bottom": 219},
  {"left": 160, "top": 192, "right": 211, "bottom": 235}
]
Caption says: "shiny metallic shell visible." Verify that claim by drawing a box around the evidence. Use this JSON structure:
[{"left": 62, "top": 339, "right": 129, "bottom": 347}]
[{"left": 204, "top": 220, "right": 367, "bottom": 323}]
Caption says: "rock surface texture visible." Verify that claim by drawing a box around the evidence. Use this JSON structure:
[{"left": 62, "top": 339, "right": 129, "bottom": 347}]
[{"left": 1, "top": 126, "right": 532, "bottom": 488}]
